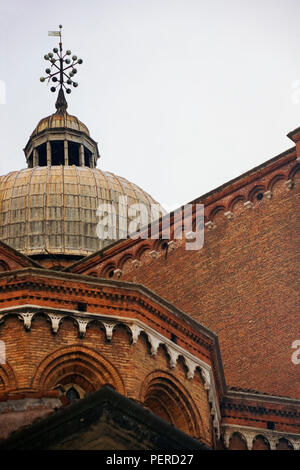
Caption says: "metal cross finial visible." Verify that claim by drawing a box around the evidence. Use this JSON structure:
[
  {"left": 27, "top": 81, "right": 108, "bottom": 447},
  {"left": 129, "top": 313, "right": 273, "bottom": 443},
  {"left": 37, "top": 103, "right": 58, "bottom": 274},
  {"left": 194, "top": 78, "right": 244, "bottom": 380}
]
[{"left": 40, "top": 25, "right": 83, "bottom": 114}]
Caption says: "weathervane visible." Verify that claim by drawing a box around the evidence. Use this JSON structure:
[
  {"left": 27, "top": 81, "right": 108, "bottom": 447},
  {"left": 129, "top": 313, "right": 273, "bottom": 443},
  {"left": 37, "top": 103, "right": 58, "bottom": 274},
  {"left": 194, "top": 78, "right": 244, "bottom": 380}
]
[{"left": 40, "top": 25, "right": 83, "bottom": 114}]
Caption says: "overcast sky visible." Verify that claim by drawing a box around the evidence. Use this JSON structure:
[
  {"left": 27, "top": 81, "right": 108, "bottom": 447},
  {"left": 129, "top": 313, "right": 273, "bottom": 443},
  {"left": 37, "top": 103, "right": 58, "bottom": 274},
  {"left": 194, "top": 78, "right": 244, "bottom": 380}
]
[{"left": 1, "top": 0, "right": 300, "bottom": 211}]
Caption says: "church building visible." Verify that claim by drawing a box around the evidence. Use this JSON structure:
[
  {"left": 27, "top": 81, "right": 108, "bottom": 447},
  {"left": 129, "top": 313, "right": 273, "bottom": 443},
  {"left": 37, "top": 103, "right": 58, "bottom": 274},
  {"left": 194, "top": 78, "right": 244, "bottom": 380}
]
[{"left": 0, "top": 30, "right": 299, "bottom": 450}]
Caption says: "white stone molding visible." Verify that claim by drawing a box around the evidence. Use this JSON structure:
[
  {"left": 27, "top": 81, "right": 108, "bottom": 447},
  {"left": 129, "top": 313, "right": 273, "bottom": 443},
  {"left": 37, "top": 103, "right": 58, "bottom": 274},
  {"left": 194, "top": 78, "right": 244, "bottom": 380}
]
[
  {"left": 244, "top": 200, "right": 254, "bottom": 209},
  {"left": 18, "top": 312, "right": 35, "bottom": 331},
  {"left": 131, "top": 259, "right": 141, "bottom": 268},
  {"left": 264, "top": 190, "right": 272, "bottom": 199},
  {"left": 149, "top": 250, "right": 159, "bottom": 259},
  {"left": 285, "top": 179, "right": 293, "bottom": 190},
  {"left": 0, "top": 304, "right": 221, "bottom": 438},
  {"left": 128, "top": 324, "right": 143, "bottom": 344},
  {"left": 224, "top": 429, "right": 231, "bottom": 448},
  {"left": 47, "top": 313, "right": 64, "bottom": 334},
  {"left": 102, "top": 322, "right": 116, "bottom": 341},
  {"left": 113, "top": 268, "right": 123, "bottom": 279},
  {"left": 244, "top": 432, "right": 254, "bottom": 450},
  {"left": 293, "top": 440, "right": 300, "bottom": 450},
  {"left": 205, "top": 221, "right": 216, "bottom": 230},
  {"left": 147, "top": 333, "right": 162, "bottom": 356},
  {"left": 74, "top": 318, "right": 92, "bottom": 338},
  {"left": 167, "top": 240, "right": 177, "bottom": 251},
  {"left": 268, "top": 436, "right": 278, "bottom": 451},
  {"left": 201, "top": 368, "right": 211, "bottom": 391},
  {"left": 222, "top": 424, "right": 300, "bottom": 451},
  {"left": 185, "top": 358, "right": 198, "bottom": 380},
  {"left": 166, "top": 345, "right": 180, "bottom": 368},
  {"left": 224, "top": 211, "right": 234, "bottom": 220}
]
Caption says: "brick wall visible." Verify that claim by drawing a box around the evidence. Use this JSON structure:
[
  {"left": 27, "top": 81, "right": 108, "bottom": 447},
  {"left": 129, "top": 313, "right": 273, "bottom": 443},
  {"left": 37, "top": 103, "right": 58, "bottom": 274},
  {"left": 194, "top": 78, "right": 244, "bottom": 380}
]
[
  {"left": 121, "top": 178, "right": 300, "bottom": 398},
  {"left": 0, "top": 315, "right": 212, "bottom": 445}
]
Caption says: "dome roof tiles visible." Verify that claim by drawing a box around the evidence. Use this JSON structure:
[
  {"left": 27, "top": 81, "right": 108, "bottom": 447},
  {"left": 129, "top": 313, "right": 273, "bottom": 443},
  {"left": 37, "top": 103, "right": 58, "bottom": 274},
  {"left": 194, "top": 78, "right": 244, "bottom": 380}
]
[
  {"left": 0, "top": 166, "right": 162, "bottom": 257},
  {"left": 31, "top": 113, "right": 90, "bottom": 137}
]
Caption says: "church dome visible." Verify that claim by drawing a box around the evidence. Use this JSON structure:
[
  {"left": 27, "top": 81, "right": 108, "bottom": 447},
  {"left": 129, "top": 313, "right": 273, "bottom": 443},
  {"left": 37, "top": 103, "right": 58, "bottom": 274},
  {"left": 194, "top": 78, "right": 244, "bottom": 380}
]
[
  {"left": 31, "top": 113, "right": 90, "bottom": 137},
  {"left": 0, "top": 165, "right": 161, "bottom": 257},
  {"left": 0, "top": 51, "right": 164, "bottom": 261}
]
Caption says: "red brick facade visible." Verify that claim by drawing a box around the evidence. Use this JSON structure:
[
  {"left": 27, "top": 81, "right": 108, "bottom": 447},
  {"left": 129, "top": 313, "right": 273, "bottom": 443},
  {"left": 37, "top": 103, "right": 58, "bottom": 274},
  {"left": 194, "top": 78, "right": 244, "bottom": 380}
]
[{"left": 0, "top": 127, "right": 299, "bottom": 450}]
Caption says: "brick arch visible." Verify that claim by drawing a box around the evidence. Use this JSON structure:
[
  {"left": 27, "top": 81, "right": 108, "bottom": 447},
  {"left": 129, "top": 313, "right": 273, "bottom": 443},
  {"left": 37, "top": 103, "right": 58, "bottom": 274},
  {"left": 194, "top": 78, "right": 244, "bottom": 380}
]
[
  {"left": 139, "top": 370, "right": 204, "bottom": 439},
  {"left": 0, "top": 260, "right": 9, "bottom": 272},
  {"left": 87, "top": 271, "right": 98, "bottom": 277},
  {"left": 135, "top": 242, "right": 152, "bottom": 261},
  {"left": 101, "top": 262, "right": 116, "bottom": 279},
  {"left": 267, "top": 173, "right": 286, "bottom": 192},
  {"left": 252, "top": 434, "right": 270, "bottom": 450},
  {"left": 248, "top": 185, "right": 266, "bottom": 203},
  {"left": 31, "top": 345, "right": 125, "bottom": 395},
  {"left": 209, "top": 205, "right": 226, "bottom": 222},
  {"left": 276, "top": 437, "right": 294, "bottom": 450},
  {"left": 118, "top": 253, "right": 134, "bottom": 269},
  {"left": 0, "top": 362, "right": 18, "bottom": 392},
  {"left": 153, "top": 239, "right": 169, "bottom": 251},
  {"left": 228, "top": 195, "right": 246, "bottom": 213},
  {"left": 228, "top": 431, "right": 248, "bottom": 450},
  {"left": 289, "top": 163, "right": 300, "bottom": 184}
]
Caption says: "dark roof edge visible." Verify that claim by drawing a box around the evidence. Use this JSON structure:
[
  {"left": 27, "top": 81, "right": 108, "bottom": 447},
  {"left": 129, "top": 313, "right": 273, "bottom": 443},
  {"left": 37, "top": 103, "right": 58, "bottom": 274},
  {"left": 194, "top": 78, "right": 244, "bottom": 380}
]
[
  {"left": 189, "top": 145, "right": 296, "bottom": 205},
  {"left": 225, "top": 389, "right": 300, "bottom": 407},
  {"left": 0, "top": 385, "right": 211, "bottom": 450}
]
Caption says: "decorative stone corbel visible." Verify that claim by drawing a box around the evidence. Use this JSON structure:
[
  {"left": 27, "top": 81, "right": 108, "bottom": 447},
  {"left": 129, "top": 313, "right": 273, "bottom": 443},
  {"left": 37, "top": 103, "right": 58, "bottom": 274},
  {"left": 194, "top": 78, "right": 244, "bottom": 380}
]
[
  {"left": 149, "top": 250, "right": 159, "bottom": 259},
  {"left": 47, "top": 313, "right": 64, "bottom": 334},
  {"left": 201, "top": 368, "right": 211, "bottom": 391},
  {"left": 268, "top": 437, "right": 278, "bottom": 451},
  {"left": 113, "top": 268, "right": 123, "bottom": 279},
  {"left": 224, "top": 211, "right": 234, "bottom": 220},
  {"left": 223, "top": 429, "right": 231, "bottom": 448},
  {"left": 129, "top": 324, "right": 143, "bottom": 344},
  {"left": 166, "top": 345, "right": 180, "bottom": 368},
  {"left": 264, "top": 190, "right": 272, "bottom": 199},
  {"left": 285, "top": 179, "right": 294, "bottom": 190},
  {"left": 292, "top": 440, "right": 300, "bottom": 451},
  {"left": 147, "top": 333, "right": 161, "bottom": 356},
  {"left": 167, "top": 240, "right": 177, "bottom": 251},
  {"left": 102, "top": 322, "right": 116, "bottom": 341},
  {"left": 184, "top": 357, "right": 198, "bottom": 379},
  {"left": 75, "top": 318, "right": 92, "bottom": 338},
  {"left": 244, "top": 432, "right": 254, "bottom": 450},
  {"left": 18, "top": 312, "right": 35, "bottom": 331},
  {"left": 205, "top": 221, "right": 216, "bottom": 230},
  {"left": 131, "top": 259, "right": 141, "bottom": 268},
  {"left": 244, "top": 200, "right": 254, "bottom": 209}
]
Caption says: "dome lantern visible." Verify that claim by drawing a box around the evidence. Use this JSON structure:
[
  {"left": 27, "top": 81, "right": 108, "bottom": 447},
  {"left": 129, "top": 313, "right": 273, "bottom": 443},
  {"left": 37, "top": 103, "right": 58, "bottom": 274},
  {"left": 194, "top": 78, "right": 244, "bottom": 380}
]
[
  {"left": 23, "top": 112, "right": 100, "bottom": 169},
  {"left": 1, "top": 26, "right": 165, "bottom": 267},
  {"left": 24, "top": 24, "right": 99, "bottom": 169}
]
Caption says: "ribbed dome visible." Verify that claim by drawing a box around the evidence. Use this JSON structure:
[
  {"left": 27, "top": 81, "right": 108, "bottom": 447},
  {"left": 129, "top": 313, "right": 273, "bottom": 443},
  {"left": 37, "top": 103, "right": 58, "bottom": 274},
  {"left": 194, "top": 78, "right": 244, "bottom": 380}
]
[
  {"left": 0, "top": 166, "right": 162, "bottom": 257},
  {"left": 31, "top": 113, "right": 90, "bottom": 137}
]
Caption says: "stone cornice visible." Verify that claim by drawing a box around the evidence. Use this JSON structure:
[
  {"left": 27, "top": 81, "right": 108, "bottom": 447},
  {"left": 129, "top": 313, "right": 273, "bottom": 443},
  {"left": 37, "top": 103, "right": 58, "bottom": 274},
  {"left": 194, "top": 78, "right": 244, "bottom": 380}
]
[
  {"left": 0, "top": 304, "right": 222, "bottom": 437},
  {"left": 222, "top": 423, "right": 300, "bottom": 450},
  {"left": 225, "top": 389, "right": 300, "bottom": 408},
  {"left": 0, "top": 268, "right": 226, "bottom": 394},
  {"left": 221, "top": 401, "right": 300, "bottom": 418},
  {"left": 190, "top": 146, "right": 296, "bottom": 206},
  {"left": 65, "top": 150, "right": 299, "bottom": 275},
  {"left": 0, "top": 267, "right": 218, "bottom": 342}
]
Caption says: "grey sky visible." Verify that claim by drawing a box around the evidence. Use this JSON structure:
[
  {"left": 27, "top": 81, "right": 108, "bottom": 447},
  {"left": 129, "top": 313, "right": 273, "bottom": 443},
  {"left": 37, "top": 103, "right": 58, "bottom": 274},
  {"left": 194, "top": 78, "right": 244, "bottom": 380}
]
[{"left": 0, "top": 0, "right": 300, "bottom": 211}]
